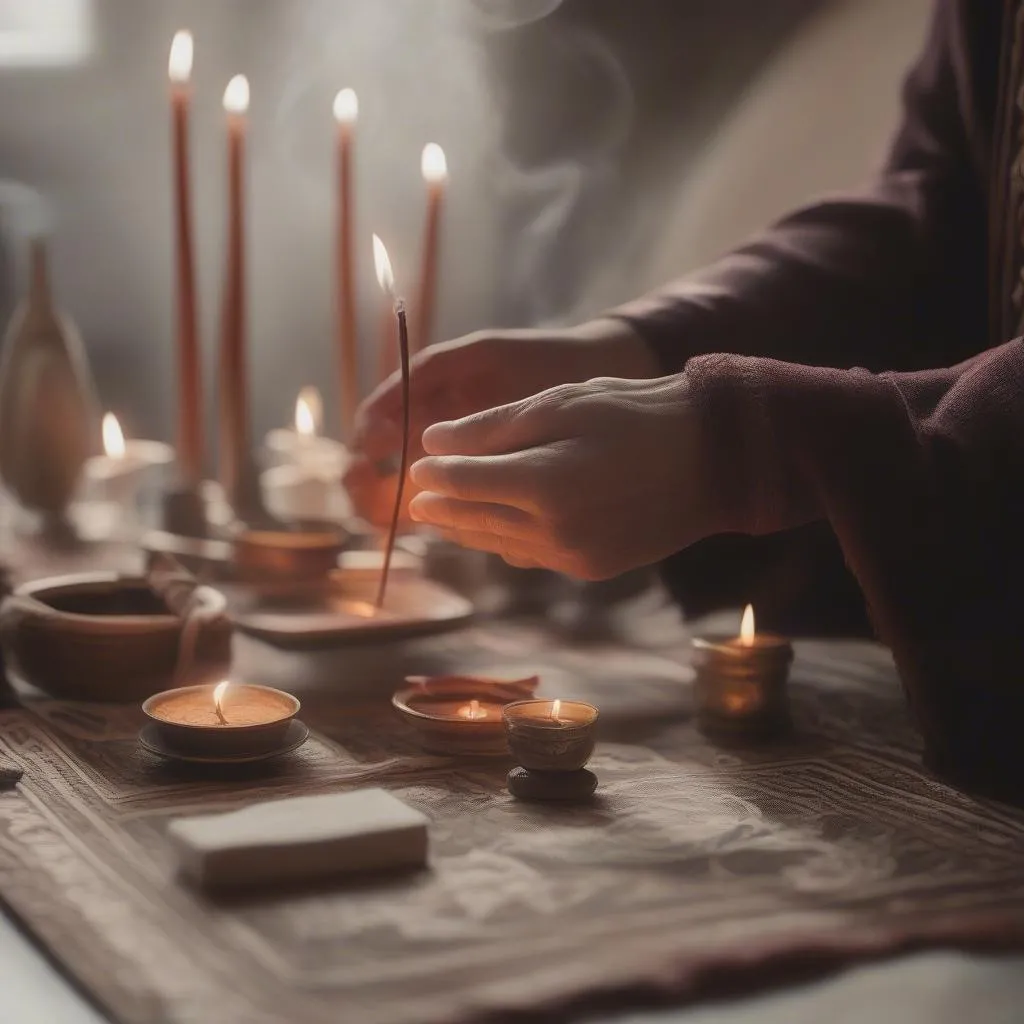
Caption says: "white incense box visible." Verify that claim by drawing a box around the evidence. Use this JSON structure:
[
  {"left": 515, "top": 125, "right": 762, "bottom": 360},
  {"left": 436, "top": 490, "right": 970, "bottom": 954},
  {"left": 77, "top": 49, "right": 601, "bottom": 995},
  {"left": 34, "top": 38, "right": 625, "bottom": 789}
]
[{"left": 167, "top": 788, "right": 429, "bottom": 890}]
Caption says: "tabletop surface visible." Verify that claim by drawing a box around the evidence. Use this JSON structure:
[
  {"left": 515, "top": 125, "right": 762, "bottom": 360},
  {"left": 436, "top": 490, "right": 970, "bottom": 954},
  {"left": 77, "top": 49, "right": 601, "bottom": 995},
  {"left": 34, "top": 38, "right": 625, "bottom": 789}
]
[{"left": 1, "top": 530, "right": 1023, "bottom": 1023}]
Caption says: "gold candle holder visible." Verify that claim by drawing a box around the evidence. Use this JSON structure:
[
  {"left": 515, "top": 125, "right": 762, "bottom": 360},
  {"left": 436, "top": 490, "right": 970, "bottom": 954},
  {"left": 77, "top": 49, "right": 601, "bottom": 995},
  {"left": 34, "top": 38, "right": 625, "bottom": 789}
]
[{"left": 691, "top": 605, "right": 793, "bottom": 743}]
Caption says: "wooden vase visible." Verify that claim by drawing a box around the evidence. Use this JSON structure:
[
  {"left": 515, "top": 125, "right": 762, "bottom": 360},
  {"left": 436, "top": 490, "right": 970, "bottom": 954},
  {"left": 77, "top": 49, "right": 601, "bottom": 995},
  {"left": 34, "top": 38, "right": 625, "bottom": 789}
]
[{"left": 0, "top": 240, "right": 98, "bottom": 522}]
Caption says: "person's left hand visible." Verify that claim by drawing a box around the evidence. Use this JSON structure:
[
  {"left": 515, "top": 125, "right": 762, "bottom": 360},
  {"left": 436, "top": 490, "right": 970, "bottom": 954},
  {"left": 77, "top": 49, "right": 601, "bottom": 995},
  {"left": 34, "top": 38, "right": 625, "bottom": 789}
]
[{"left": 408, "top": 375, "right": 721, "bottom": 579}]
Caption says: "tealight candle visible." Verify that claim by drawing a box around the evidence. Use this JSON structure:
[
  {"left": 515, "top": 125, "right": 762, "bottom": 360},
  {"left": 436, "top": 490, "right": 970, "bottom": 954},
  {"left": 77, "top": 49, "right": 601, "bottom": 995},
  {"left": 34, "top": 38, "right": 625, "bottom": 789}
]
[
  {"left": 502, "top": 699, "right": 598, "bottom": 772},
  {"left": 264, "top": 388, "right": 348, "bottom": 471},
  {"left": 142, "top": 680, "right": 299, "bottom": 757},
  {"left": 83, "top": 413, "right": 174, "bottom": 506},
  {"left": 691, "top": 604, "right": 794, "bottom": 742}
]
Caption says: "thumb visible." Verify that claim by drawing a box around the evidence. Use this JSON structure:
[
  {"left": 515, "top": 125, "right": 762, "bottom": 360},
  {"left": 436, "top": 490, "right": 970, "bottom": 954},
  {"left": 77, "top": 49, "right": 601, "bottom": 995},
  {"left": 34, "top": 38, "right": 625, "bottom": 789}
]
[{"left": 423, "top": 392, "right": 564, "bottom": 457}]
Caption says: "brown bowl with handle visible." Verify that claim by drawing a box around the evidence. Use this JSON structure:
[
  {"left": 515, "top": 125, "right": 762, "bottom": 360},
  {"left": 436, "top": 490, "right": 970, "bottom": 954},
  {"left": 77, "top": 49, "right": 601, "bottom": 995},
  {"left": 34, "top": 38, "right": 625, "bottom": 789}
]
[{"left": 0, "top": 572, "right": 232, "bottom": 701}]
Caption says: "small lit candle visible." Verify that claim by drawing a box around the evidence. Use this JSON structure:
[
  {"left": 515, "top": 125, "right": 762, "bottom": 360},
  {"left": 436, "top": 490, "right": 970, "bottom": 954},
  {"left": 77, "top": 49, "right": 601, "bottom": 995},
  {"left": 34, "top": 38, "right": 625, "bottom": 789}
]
[
  {"left": 265, "top": 388, "right": 348, "bottom": 471},
  {"left": 83, "top": 413, "right": 174, "bottom": 500},
  {"left": 503, "top": 699, "right": 598, "bottom": 771},
  {"left": 219, "top": 73, "right": 252, "bottom": 512},
  {"left": 414, "top": 142, "right": 447, "bottom": 354},
  {"left": 334, "top": 88, "right": 359, "bottom": 439},
  {"left": 168, "top": 30, "right": 203, "bottom": 486},
  {"left": 372, "top": 234, "right": 411, "bottom": 611},
  {"left": 691, "top": 604, "right": 794, "bottom": 743},
  {"left": 142, "top": 680, "right": 300, "bottom": 757}
]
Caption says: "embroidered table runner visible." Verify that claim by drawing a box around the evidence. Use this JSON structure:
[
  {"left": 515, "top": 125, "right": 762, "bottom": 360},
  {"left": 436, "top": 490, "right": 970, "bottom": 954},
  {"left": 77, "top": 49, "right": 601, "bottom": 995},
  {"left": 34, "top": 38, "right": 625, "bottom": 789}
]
[{"left": 1, "top": 595, "right": 1023, "bottom": 1024}]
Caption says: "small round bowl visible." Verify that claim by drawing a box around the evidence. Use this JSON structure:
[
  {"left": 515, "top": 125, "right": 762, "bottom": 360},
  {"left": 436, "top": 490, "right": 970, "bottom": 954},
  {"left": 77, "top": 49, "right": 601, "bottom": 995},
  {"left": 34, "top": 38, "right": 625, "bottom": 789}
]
[
  {"left": 503, "top": 699, "right": 599, "bottom": 772},
  {"left": 0, "top": 572, "right": 231, "bottom": 701},
  {"left": 232, "top": 524, "right": 346, "bottom": 583},
  {"left": 142, "top": 683, "right": 300, "bottom": 757}
]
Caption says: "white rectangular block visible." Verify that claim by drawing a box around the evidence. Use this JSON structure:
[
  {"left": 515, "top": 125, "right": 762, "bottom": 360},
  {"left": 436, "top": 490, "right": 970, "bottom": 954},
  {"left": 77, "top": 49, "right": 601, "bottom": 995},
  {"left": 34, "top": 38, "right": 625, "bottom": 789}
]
[{"left": 167, "top": 789, "right": 429, "bottom": 891}]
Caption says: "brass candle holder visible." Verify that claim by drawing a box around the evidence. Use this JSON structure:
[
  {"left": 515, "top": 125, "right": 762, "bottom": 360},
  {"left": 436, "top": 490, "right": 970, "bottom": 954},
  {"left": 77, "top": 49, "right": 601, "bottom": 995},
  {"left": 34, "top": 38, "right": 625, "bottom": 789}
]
[
  {"left": 503, "top": 699, "right": 599, "bottom": 802},
  {"left": 691, "top": 605, "right": 793, "bottom": 743}
]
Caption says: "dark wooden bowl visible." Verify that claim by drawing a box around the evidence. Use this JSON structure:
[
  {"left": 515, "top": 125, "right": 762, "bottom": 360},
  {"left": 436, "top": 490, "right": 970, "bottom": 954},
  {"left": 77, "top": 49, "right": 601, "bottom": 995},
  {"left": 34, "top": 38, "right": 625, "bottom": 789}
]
[{"left": 0, "top": 572, "right": 232, "bottom": 701}]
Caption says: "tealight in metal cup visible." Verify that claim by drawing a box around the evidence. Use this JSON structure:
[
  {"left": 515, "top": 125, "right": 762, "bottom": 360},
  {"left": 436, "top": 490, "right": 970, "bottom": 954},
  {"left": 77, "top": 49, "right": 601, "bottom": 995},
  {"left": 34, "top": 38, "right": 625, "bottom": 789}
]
[{"left": 691, "top": 635, "right": 794, "bottom": 742}]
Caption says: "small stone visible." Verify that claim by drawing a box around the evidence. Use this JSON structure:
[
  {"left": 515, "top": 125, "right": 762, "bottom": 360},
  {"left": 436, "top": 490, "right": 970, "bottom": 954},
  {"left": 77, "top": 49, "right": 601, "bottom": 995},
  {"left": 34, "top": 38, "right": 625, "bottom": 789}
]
[{"left": 507, "top": 767, "right": 597, "bottom": 803}]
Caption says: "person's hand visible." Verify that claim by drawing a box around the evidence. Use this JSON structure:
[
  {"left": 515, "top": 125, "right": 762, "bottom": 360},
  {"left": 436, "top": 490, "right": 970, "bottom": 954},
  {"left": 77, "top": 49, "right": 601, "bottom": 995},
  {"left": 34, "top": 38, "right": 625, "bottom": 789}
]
[
  {"left": 405, "top": 375, "right": 721, "bottom": 579},
  {"left": 344, "top": 318, "right": 657, "bottom": 527}
]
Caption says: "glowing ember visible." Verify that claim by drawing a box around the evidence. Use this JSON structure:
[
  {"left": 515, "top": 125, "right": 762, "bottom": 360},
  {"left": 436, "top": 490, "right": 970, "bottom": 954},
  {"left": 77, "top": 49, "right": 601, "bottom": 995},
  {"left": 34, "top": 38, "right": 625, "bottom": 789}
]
[
  {"left": 295, "top": 387, "right": 322, "bottom": 438},
  {"left": 102, "top": 413, "right": 126, "bottom": 460},
  {"left": 168, "top": 30, "right": 193, "bottom": 84},
  {"left": 343, "top": 600, "right": 379, "bottom": 620},
  {"left": 420, "top": 143, "right": 448, "bottom": 184},
  {"left": 739, "top": 604, "right": 755, "bottom": 647},
  {"left": 223, "top": 74, "right": 249, "bottom": 114},
  {"left": 333, "top": 87, "right": 358, "bottom": 125},
  {"left": 212, "top": 680, "right": 230, "bottom": 725}
]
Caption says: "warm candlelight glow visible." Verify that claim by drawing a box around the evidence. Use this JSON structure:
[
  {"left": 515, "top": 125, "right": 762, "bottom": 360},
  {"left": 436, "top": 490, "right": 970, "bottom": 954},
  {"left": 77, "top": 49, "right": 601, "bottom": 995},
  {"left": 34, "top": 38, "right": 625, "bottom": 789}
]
[
  {"left": 294, "top": 387, "right": 322, "bottom": 438},
  {"left": 740, "top": 604, "right": 756, "bottom": 647},
  {"left": 213, "top": 680, "right": 230, "bottom": 724},
  {"left": 551, "top": 699, "right": 561, "bottom": 721},
  {"left": 373, "top": 233, "right": 396, "bottom": 299},
  {"left": 102, "top": 413, "right": 126, "bottom": 460},
  {"left": 168, "top": 30, "right": 193, "bottom": 84},
  {"left": 333, "top": 87, "right": 358, "bottom": 125},
  {"left": 343, "top": 600, "right": 379, "bottom": 619},
  {"left": 421, "top": 143, "right": 448, "bottom": 184},
  {"left": 459, "top": 699, "right": 486, "bottom": 721},
  {"left": 223, "top": 74, "right": 250, "bottom": 115}
]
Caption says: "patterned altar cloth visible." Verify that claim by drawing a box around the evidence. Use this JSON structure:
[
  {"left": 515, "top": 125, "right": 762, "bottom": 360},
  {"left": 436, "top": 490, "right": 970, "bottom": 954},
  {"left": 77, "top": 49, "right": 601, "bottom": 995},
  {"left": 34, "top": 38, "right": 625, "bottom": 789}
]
[{"left": 0, "top": 593, "right": 1023, "bottom": 1024}]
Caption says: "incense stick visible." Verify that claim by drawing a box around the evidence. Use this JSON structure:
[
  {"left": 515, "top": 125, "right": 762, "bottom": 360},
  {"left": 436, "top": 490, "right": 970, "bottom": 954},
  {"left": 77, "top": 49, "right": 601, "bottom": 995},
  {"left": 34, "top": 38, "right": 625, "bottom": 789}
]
[{"left": 375, "top": 299, "right": 410, "bottom": 610}]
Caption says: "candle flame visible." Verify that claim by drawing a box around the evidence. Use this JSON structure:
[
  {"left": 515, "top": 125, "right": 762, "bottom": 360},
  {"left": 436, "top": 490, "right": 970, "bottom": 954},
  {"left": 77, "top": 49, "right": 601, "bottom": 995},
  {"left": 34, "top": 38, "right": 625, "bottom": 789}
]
[
  {"left": 223, "top": 74, "right": 250, "bottom": 115},
  {"left": 459, "top": 699, "right": 485, "bottom": 721},
  {"left": 168, "top": 30, "right": 193, "bottom": 84},
  {"left": 295, "top": 387, "right": 322, "bottom": 438},
  {"left": 421, "top": 143, "right": 448, "bottom": 184},
  {"left": 372, "top": 233, "right": 396, "bottom": 298},
  {"left": 213, "top": 681, "right": 230, "bottom": 721},
  {"left": 333, "top": 87, "right": 358, "bottom": 125},
  {"left": 740, "top": 604, "right": 756, "bottom": 646},
  {"left": 102, "top": 413, "right": 126, "bottom": 460},
  {"left": 551, "top": 699, "right": 561, "bottom": 720}
]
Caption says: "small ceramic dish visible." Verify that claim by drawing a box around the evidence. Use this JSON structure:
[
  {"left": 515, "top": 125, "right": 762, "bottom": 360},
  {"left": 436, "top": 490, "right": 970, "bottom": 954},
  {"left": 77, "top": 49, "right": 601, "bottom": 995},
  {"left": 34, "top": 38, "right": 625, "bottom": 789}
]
[{"left": 392, "top": 675, "right": 539, "bottom": 756}]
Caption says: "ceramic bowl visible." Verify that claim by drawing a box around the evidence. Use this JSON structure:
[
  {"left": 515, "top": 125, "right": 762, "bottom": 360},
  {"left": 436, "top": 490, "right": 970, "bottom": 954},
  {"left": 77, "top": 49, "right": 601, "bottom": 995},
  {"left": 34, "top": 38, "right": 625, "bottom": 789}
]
[{"left": 0, "top": 572, "right": 232, "bottom": 701}]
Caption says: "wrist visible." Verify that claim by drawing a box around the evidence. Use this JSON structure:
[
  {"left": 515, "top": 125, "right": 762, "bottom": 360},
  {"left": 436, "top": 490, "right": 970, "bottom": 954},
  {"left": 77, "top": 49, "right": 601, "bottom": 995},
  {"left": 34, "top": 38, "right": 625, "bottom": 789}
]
[{"left": 565, "top": 317, "right": 661, "bottom": 381}]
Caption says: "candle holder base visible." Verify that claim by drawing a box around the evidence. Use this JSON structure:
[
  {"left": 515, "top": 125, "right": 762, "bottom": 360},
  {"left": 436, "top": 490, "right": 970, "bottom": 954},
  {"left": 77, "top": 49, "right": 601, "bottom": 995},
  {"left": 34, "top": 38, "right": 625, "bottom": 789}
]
[
  {"left": 507, "top": 767, "right": 598, "bottom": 803},
  {"left": 158, "top": 485, "right": 209, "bottom": 539},
  {"left": 138, "top": 719, "right": 309, "bottom": 765}
]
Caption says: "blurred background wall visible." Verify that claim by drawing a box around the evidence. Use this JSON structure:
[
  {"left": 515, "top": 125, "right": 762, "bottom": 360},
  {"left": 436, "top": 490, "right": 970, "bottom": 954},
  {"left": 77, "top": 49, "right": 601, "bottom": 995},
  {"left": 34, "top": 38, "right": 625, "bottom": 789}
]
[{"left": 0, "top": 0, "right": 931, "bottom": 461}]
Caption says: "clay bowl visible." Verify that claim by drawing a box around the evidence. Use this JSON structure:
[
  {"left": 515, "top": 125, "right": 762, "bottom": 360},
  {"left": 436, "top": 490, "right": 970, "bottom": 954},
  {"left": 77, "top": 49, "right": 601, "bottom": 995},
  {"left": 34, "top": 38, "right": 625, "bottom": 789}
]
[
  {"left": 231, "top": 523, "right": 347, "bottom": 587},
  {"left": 0, "top": 572, "right": 232, "bottom": 701}
]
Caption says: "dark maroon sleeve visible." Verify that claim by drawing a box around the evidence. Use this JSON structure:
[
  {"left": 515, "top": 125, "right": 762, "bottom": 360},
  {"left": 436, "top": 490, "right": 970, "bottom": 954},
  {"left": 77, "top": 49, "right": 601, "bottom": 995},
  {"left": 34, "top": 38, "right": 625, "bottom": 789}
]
[
  {"left": 613, "top": 0, "right": 987, "bottom": 375},
  {"left": 687, "top": 340, "right": 1024, "bottom": 799}
]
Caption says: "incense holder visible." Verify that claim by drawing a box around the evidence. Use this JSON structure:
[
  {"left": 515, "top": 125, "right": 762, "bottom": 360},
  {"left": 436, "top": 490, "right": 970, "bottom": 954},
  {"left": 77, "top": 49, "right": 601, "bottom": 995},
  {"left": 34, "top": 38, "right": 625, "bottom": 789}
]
[{"left": 0, "top": 572, "right": 231, "bottom": 701}]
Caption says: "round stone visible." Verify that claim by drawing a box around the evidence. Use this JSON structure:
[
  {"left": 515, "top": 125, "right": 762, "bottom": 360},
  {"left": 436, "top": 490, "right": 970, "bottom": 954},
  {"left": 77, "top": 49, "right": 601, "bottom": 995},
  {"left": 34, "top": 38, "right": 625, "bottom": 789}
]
[{"left": 507, "top": 767, "right": 598, "bottom": 803}]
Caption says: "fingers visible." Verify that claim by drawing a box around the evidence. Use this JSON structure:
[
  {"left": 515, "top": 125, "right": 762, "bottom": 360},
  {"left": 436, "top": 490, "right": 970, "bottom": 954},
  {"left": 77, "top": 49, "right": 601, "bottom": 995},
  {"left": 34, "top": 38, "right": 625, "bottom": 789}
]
[
  {"left": 423, "top": 389, "right": 569, "bottom": 458},
  {"left": 408, "top": 493, "right": 534, "bottom": 538},
  {"left": 429, "top": 527, "right": 544, "bottom": 570},
  {"left": 410, "top": 452, "right": 545, "bottom": 510}
]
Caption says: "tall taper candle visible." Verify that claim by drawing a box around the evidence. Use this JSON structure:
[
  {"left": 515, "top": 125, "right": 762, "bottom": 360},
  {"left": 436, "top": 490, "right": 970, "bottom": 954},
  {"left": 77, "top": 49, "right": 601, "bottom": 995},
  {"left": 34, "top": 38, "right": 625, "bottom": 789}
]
[
  {"left": 169, "top": 31, "right": 202, "bottom": 485},
  {"left": 333, "top": 88, "right": 359, "bottom": 440},
  {"left": 415, "top": 144, "right": 447, "bottom": 354},
  {"left": 219, "top": 75, "right": 251, "bottom": 512},
  {"left": 372, "top": 234, "right": 410, "bottom": 611}
]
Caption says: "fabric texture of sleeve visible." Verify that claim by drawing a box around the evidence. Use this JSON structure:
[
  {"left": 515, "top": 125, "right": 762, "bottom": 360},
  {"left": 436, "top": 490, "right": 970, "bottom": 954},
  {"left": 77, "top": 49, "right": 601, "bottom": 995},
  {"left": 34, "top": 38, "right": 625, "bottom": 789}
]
[
  {"left": 686, "top": 340, "right": 1024, "bottom": 801},
  {"left": 611, "top": 0, "right": 988, "bottom": 377}
]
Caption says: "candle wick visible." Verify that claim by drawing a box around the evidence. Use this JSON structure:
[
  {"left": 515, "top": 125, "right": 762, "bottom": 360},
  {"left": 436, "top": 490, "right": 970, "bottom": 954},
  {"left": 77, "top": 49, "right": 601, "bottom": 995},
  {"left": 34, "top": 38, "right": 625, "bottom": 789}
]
[{"left": 215, "top": 704, "right": 228, "bottom": 726}]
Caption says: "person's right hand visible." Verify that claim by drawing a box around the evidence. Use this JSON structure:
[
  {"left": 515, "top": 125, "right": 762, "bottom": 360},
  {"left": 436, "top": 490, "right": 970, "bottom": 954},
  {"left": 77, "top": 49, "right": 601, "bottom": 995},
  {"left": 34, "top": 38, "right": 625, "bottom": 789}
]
[{"left": 345, "top": 318, "right": 657, "bottom": 526}]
